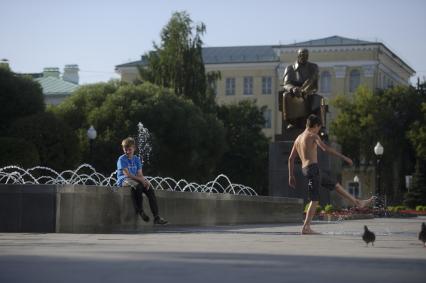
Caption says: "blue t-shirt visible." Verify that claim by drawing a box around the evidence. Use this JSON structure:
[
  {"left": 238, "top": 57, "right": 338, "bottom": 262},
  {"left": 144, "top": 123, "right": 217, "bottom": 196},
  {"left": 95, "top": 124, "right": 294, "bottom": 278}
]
[{"left": 116, "top": 154, "right": 143, "bottom": 186}]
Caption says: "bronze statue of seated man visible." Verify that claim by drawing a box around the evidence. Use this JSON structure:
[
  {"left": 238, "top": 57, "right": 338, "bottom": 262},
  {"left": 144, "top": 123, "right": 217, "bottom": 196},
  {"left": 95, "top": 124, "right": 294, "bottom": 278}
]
[{"left": 279, "top": 48, "right": 324, "bottom": 130}]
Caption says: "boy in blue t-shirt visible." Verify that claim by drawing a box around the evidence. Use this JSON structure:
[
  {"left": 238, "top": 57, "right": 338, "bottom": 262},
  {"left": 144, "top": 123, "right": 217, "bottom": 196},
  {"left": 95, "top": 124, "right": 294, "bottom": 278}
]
[{"left": 117, "top": 137, "right": 167, "bottom": 225}]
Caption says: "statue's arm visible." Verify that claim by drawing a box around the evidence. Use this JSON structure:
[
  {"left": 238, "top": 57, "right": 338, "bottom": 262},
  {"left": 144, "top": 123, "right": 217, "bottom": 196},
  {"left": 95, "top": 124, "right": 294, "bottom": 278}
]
[
  {"left": 301, "top": 64, "right": 319, "bottom": 95},
  {"left": 282, "top": 66, "right": 296, "bottom": 93}
]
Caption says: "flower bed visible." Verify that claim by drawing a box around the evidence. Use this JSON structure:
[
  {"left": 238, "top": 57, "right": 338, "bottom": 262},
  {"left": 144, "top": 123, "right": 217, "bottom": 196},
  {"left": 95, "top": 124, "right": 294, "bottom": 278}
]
[{"left": 309, "top": 208, "right": 374, "bottom": 221}]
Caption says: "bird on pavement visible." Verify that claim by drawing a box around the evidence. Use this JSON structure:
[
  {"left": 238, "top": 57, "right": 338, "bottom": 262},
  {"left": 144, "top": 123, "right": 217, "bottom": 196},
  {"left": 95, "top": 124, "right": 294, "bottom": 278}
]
[
  {"left": 362, "top": 225, "right": 376, "bottom": 247},
  {"left": 419, "top": 222, "right": 426, "bottom": 247}
]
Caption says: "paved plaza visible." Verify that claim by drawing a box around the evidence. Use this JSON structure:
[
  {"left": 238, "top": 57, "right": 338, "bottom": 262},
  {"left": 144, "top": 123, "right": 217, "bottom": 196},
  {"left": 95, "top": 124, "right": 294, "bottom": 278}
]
[{"left": 1, "top": 217, "right": 425, "bottom": 283}]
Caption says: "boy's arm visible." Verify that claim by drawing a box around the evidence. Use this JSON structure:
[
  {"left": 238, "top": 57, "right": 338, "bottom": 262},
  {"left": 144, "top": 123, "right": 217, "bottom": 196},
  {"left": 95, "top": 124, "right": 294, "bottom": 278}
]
[
  {"left": 315, "top": 136, "right": 353, "bottom": 166},
  {"left": 136, "top": 168, "right": 151, "bottom": 189},
  {"left": 288, "top": 142, "right": 299, "bottom": 188},
  {"left": 122, "top": 168, "right": 150, "bottom": 188}
]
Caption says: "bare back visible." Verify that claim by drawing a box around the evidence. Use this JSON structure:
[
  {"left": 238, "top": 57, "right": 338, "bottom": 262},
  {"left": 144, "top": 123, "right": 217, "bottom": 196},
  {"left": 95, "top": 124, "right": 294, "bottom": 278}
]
[{"left": 294, "top": 130, "right": 319, "bottom": 168}]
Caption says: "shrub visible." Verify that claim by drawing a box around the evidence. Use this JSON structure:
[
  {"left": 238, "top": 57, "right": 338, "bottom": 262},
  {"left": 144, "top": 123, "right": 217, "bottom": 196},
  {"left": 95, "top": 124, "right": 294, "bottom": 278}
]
[
  {"left": 8, "top": 112, "right": 81, "bottom": 171},
  {"left": 324, "top": 204, "right": 335, "bottom": 213},
  {"left": 304, "top": 203, "right": 322, "bottom": 213},
  {"left": 394, "top": 205, "right": 407, "bottom": 212},
  {"left": 0, "top": 68, "right": 45, "bottom": 133},
  {"left": 0, "top": 137, "right": 40, "bottom": 168}
]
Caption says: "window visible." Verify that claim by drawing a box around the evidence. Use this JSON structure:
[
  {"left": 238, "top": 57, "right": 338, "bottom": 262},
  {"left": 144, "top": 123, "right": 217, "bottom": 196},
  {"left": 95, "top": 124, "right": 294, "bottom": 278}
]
[
  {"left": 225, "top": 78, "right": 235, "bottom": 95},
  {"left": 349, "top": 69, "right": 361, "bottom": 92},
  {"left": 262, "top": 76, "right": 272, "bottom": 95},
  {"left": 347, "top": 182, "right": 360, "bottom": 198},
  {"left": 243, "top": 76, "right": 253, "bottom": 95},
  {"left": 263, "top": 109, "right": 272, "bottom": 128},
  {"left": 320, "top": 71, "right": 331, "bottom": 94}
]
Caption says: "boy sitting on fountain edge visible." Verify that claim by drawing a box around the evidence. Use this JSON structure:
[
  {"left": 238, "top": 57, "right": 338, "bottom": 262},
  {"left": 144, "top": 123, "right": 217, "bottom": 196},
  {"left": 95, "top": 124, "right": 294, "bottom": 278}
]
[{"left": 116, "top": 137, "right": 167, "bottom": 225}]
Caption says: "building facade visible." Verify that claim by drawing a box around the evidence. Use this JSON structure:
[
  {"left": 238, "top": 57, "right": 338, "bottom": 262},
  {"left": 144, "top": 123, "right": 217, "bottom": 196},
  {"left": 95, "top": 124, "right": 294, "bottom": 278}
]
[
  {"left": 115, "top": 36, "right": 415, "bottom": 202},
  {"left": 21, "top": 65, "right": 80, "bottom": 105},
  {"left": 116, "top": 36, "right": 415, "bottom": 141}
]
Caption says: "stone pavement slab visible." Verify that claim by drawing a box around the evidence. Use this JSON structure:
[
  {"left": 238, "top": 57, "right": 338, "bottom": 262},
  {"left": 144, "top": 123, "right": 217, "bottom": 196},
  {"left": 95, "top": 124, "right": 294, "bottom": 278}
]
[{"left": 0, "top": 217, "right": 425, "bottom": 283}]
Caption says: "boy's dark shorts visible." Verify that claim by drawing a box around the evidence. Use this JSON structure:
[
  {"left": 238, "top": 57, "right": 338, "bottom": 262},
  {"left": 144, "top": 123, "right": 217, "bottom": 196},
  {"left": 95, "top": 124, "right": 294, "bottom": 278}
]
[{"left": 302, "top": 163, "right": 337, "bottom": 201}]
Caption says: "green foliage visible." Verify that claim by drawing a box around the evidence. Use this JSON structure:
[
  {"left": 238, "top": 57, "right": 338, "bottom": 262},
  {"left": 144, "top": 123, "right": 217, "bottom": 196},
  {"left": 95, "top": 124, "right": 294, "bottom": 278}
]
[
  {"left": 387, "top": 206, "right": 406, "bottom": 213},
  {"left": 407, "top": 103, "right": 426, "bottom": 160},
  {"left": 138, "top": 11, "right": 215, "bottom": 113},
  {"left": 304, "top": 203, "right": 322, "bottom": 213},
  {"left": 0, "top": 137, "right": 40, "bottom": 168},
  {"left": 404, "top": 159, "right": 426, "bottom": 208},
  {"left": 53, "top": 81, "right": 120, "bottom": 130},
  {"left": 7, "top": 112, "right": 81, "bottom": 171},
  {"left": 324, "top": 204, "right": 335, "bottom": 213},
  {"left": 331, "top": 86, "right": 423, "bottom": 165},
  {"left": 0, "top": 67, "right": 45, "bottom": 134},
  {"left": 415, "top": 205, "right": 426, "bottom": 212},
  {"left": 216, "top": 100, "right": 270, "bottom": 194},
  {"left": 331, "top": 85, "right": 425, "bottom": 202},
  {"left": 53, "top": 82, "right": 226, "bottom": 181}
]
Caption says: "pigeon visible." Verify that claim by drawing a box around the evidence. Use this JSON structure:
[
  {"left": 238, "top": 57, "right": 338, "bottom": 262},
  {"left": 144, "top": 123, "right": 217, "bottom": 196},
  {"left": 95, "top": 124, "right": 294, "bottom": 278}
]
[
  {"left": 419, "top": 222, "right": 426, "bottom": 247},
  {"left": 362, "top": 225, "right": 376, "bottom": 247}
]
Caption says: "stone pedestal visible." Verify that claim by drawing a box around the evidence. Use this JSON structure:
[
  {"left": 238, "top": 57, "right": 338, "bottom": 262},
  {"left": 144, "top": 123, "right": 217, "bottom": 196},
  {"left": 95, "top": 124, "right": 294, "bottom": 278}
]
[{"left": 268, "top": 139, "right": 333, "bottom": 206}]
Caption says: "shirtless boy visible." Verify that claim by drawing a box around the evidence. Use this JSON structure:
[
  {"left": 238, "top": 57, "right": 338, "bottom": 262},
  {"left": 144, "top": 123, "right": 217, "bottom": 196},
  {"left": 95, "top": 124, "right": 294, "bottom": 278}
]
[{"left": 288, "top": 114, "right": 374, "bottom": 234}]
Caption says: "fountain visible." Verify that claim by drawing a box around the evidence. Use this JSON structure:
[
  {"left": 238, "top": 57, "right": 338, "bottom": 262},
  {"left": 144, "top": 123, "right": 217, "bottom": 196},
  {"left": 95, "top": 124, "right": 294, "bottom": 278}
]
[
  {"left": 0, "top": 164, "right": 257, "bottom": 195},
  {"left": 0, "top": 122, "right": 304, "bottom": 233},
  {"left": 0, "top": 122, "right": 257, "bottom": 195},
  {"left": 137, "top": 122, "right": 152, "bottom": 164}
]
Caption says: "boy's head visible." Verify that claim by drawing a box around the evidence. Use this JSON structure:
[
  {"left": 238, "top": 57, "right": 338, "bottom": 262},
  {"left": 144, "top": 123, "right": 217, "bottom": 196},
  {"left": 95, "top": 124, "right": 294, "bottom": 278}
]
[
  {"left": 121, "top": 137, "right": 136, "bottom": 148},
  {"left": 306, "top": 114, "right": 322, "bottom": 130},
  {"left": 121, "top": 137, "right": 136, "bottom": 156}
]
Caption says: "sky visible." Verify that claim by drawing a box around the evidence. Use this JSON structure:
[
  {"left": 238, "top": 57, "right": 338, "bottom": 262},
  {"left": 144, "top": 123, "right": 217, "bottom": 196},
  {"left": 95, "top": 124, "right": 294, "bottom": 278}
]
[{"left": 1, "top": 0, "right": 425, "bottom": 85}]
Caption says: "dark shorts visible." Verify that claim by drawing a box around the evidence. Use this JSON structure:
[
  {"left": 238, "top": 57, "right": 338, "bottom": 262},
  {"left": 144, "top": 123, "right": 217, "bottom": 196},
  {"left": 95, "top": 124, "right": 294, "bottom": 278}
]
[{"left": 302, "top": 163, "right": 337, "bottom": 201}]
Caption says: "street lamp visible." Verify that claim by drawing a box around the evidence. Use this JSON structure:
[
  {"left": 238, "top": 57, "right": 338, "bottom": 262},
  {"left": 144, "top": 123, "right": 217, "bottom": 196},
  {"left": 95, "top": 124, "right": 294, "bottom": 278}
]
[
  {"left": 374, "top": 142, "right": 384, "bottom": 205},
  {"left": 87, "top": 125, "right": 97, "bottom": 164},
  {"left": 353, "top": 175, "right": 359, "bottom": 183}
]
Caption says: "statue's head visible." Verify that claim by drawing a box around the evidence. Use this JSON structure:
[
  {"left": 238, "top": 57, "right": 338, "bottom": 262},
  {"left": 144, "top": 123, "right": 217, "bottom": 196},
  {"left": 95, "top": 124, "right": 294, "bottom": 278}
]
[{"left": 297, "top": 49, "right": 309, "bottom": 65}]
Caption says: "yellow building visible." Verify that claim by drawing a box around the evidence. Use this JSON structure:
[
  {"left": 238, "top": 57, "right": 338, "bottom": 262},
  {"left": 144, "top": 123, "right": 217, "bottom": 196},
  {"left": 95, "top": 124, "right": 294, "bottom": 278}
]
[
  {"left": 116, "top": 36, "right": 414, "bottom": 142},
  {"left": 116, "top": 36, "right": 415, "bottom": 202}
]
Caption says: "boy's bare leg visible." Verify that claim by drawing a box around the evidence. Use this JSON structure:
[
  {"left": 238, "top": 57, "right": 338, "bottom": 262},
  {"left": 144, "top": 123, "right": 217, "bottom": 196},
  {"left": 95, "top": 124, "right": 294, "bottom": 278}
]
[
  {"left": 302, "top": 201, "right": 320, "bottom": 234},
  {"left": 335, "top": 183, "right": 374, "bottom": 208}
]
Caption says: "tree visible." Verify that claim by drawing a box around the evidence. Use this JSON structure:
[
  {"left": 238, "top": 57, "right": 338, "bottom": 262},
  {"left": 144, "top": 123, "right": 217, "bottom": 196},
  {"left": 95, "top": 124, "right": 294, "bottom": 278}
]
[
  {"left": 216, "top": 100, "right": 270, "bottom": 194},
  {"left": 0, "top": 68, "right": 45, "bottom": 134},
  {"left": 405, "top": 100, "right": 426, "bottom": 207},
  {"left": 331, "top": 85, "right": 425, "bottom": 203},
  {"left": 7, "top": 112, "right": 81, "bottom": 171},
  {"left": 0, "top": 137, "right": 40, "bottom": 168},
  {"left": 403, "top": 159, "right": 426, "bottom": 208},
  {"left": 53, "top": 82, "right": 226, "bottom": 181},
  {"left": 53, "top": 81, "right": 120, "bottom": 130},
  {"left": 408, "top": 100, "right": 426, "bottom": 160},
  {"left": 138, "top": 11, "right": 216, "bottom": 112}
]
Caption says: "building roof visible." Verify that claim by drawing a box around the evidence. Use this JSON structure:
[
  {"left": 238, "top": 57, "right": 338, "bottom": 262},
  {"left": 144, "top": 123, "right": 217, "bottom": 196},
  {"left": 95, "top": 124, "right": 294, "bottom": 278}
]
[
  {"left": 115, "top": 56, "right": 149, "bottom": 68},
  {"left": 35, "top": 76, "right": 79, "bottom": 96},
  {"left": 202, "top": 45, "right": 279, "bottom": 64},
  {"left": 279, "top": 35, "right": 373, "bottom": 47},
  {"left": 115, "top": 46, "right": 279, "bottom": 68},
  {"left": 114, "top": 35, "right": 414, "bottom": 73}
]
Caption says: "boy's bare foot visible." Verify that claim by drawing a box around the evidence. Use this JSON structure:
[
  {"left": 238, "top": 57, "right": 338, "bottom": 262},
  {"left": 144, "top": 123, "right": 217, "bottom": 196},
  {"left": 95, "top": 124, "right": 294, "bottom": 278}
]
[
  {"left": 357, "top": 197, "right": 375, "bottom": 209},
  {"left": 301, "top": 228, "right": 321, "bottom": 235}
]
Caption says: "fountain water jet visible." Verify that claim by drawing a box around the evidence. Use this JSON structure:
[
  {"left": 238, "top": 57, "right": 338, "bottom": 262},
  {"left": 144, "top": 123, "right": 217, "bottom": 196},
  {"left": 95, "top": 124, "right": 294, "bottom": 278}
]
[{"left": 0, "top": 165, "right": 258, "bottom": 195}]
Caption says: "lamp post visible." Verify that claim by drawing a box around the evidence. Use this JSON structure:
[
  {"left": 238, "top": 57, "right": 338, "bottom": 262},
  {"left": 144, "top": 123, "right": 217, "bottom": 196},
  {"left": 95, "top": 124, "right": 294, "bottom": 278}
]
[
  {"left": 353, "top": 175, "right": 359, "bottom": 184},
  {"left": 353, "top": 175, "right": 359, "bottom": 198},
  {"left": 374, "top": 142, "right": 384, "bottom": 206},
  {"left": 87, "top": 125, "right": 97, "bottom": 164}
]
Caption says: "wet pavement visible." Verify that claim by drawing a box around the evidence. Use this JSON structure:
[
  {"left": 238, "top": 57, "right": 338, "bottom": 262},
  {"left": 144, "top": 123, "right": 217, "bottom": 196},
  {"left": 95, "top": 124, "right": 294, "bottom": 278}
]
[{"left": 1, "top": 217, "right": 425, "bottom": 282}]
